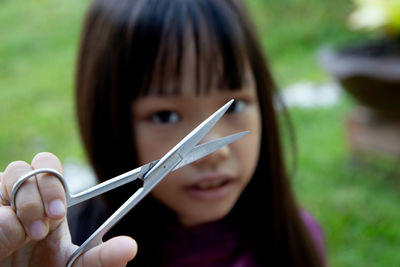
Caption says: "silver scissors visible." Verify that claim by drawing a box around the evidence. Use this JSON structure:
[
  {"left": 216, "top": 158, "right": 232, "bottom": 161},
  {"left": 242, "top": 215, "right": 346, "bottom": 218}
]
[{"left": 9, "top": 99, "right": 248, "bottom": 267}]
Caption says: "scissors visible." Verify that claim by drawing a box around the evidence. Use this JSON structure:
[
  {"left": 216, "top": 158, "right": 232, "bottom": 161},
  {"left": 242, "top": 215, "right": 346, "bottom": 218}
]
[{"left": 9, "top": 99, "right": 248, "bottom": 267}]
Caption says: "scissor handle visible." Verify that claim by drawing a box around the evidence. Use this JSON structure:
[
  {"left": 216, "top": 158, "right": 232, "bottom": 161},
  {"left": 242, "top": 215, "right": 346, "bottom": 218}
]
[
  {"left": 66, "top": 153, "right": 182, "bottom": 266},
  {"left": 8, "top": 167, "right": 141, "bottom": 266},
  {"left": 8, "top": 153, "right": 181, "bottom": 267},
  {"left": 10, "top": 168, "right": 71, "bottom": 211},
  {"left": 8, "top": 167, "right": 145, "bottom": 266}
]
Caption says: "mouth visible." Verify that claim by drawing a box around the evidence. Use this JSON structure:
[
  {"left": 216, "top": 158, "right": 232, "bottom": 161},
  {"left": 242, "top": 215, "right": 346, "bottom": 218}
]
[
  {"left": 194, "top": 178, "right": 231, "bottom": 189},
  {"left": 184, "top": 175, "right": 235, "bottom": 201}
]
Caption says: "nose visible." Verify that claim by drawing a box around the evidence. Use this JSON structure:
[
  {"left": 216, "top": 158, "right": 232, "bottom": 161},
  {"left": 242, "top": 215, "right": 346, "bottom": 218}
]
[{"left": 191, "top": 128, "right": 230, "bottom": 170}]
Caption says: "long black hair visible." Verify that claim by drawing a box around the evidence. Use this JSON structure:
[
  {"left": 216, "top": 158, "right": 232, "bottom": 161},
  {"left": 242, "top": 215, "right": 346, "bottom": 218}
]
[{"left": 75, "top": 0, "right": 323, "bottom": 266}]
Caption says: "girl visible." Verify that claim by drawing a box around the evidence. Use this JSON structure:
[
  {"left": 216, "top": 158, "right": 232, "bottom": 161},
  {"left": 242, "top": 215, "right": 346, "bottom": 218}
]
[{"left": 0, "top": 0, "right": 325, "bottom": 266}]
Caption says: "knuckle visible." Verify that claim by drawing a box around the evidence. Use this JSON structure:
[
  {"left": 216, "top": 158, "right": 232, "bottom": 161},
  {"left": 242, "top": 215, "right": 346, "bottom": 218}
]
[
  {"left": 16, "top": 199, "right": 43, "bottom": 219},
  {"left": 39, "top": 179, "right": 66, "bottom": 202},
  {"left": 42, "top": 177, "right": 64, "bottom": 191}
]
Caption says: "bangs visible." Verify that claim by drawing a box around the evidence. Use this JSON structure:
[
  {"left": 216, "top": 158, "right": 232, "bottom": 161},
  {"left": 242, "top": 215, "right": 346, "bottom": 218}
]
[{"left": 130, "top": 0, "right": 248, "bottom": 97}]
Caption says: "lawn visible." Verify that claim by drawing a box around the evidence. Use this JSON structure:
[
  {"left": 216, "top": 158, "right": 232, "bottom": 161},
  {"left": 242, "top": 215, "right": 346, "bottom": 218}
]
[
  {"left": 289, "top": 99, "right": 400, "bottom": 266},
  {"left": 0, "top": 0, "right": 88, "bottom": 165},
  {"left": 1, "top": 0, "right": 399, "bottom": 266}
]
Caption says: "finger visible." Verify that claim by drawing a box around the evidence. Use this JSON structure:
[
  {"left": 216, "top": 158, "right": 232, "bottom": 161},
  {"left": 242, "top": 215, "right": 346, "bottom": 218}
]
[
  {"left": 2, "top": 161, "right": 49, "bottom": 241},
  {"left": 74, "top": 236, "right": 137, "bottom": 267},
  {"left": 31, "top": 152, "right": 66, "bottom": 222},
  {"left": 0, "top": 172, "right": 9, "bottom": 205},
  {"left": 0, "top": 206, "right": 27, "bottom": 259}
]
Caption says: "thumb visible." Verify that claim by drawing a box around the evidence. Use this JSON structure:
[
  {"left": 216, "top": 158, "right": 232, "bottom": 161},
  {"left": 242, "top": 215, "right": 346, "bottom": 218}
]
[{"left": 73, "top": 236, "right": 137, "bottom": 267}]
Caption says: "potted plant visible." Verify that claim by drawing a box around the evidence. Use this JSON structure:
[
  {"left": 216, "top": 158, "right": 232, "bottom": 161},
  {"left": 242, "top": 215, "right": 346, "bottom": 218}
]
[{"left": 318, "top": 0, "right": 400, "bottom": 119}]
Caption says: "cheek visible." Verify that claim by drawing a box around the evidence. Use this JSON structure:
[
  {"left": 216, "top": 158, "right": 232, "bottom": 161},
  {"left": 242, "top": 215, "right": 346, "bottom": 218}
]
[
  {"left": 236, "top": 107, "right": 262, "bottom": 179},
  {"left": 134, "top": 131, "right": 155, "bottom": 165},
  {"left": 149, "top": 172, "right": 185, "bottom": 212},
  {"left": 134, "top": 123, "right": 180, "bottom": 164}
]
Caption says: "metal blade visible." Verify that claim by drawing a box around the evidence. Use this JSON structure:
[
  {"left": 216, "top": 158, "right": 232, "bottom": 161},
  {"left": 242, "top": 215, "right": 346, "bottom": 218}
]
[
  {"left": 170, "top": 99, "right": 234, "bottom": 158},
  {"left": 142, "top": 99, "right": 234, "bottom": 180},
  {"left": 173, "top": 131, "right": 249, "bottom": 170}
]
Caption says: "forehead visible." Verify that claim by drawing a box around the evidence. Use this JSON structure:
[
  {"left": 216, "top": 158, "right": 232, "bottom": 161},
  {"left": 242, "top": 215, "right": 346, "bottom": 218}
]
[
  {"left": 148, "top": 36, "right": 241, "bottom": 95},
  {"left": 138, "top": 2, "right": 248, "bottom": 97}
]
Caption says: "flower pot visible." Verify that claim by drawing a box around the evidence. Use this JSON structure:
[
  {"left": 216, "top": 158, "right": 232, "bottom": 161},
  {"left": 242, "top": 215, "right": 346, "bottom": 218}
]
[{"left": 318, "top": 38, "right": 400, "bottom": 119}]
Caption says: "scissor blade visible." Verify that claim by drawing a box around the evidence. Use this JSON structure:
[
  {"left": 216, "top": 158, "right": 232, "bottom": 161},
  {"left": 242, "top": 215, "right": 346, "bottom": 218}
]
[
  {"left": 142, "top": 99, "right": 234, "bottom": 185},
  {"left": 173, "top": 131, "right": 249, "bottom": 170},
  {"left": 169, "top": 99, "right": 234, "bottom": 158},
  {"left": 67, "top": 100, "right": 238, "bottom": 207}
]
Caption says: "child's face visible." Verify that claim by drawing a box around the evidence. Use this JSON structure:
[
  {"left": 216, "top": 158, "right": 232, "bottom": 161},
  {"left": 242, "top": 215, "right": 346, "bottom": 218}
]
[{"left": 132, "top": 73, "right": 261, "bottom": 227}]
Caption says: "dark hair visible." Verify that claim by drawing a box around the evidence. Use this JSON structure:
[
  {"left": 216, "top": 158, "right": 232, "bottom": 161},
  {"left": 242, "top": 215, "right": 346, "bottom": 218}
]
[{"left": 76, "top": 0, "right": 323, "bottom": 266}]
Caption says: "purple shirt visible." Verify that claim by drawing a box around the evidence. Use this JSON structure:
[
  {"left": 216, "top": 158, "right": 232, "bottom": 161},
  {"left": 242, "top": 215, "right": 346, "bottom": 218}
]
[
  {"left": 301, "top": 210, "right": 326, "bottom": 264},
  {"left": 160, "top": 219, "right": 259, "bottom": 267},
  {"left": 69, "top": 200, "right": 325, "bottom": 266},
  {"left": 159, "top": 211, "right": 325, "bottom": 267}
]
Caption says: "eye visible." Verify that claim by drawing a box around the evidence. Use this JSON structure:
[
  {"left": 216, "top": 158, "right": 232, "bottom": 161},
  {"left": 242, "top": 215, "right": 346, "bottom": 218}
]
[
  {"left": 150, "top": 110, "right": 180, "bottom": 124},
  {"left": 226, "top": 99, "right": 247, "bottom": 114}
]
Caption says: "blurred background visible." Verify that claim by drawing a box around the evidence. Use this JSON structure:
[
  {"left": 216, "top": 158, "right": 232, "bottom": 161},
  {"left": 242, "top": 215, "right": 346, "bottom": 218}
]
[{"left": 1, "top": 0, "right": 399, "bottom": 265}]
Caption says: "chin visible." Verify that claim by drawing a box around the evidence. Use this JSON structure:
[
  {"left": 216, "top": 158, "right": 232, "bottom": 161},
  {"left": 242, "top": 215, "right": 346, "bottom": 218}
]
[{"left": 179, "top": 204, "right": 234, "bottom": 227}]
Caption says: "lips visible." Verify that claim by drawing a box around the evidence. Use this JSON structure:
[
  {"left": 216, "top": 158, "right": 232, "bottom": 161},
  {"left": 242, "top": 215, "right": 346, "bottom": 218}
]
[
  {"left": 184, "top": 175, "right": 236, "bottom": 201},
  {"left": 195, "top": 178, "right": 230, "bottom": 189}
]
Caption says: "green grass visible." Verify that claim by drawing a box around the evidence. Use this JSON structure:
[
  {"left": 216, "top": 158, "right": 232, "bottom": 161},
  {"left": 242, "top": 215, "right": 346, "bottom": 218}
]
[
  {"left": 1, "top": 0, "right": 400, "bottom": 266},
  {"left": 0, "top": 0, "right": 90, "bottom": 166},
  {"left": 287, "top": 97, "right": 400, "bottom": 266}
]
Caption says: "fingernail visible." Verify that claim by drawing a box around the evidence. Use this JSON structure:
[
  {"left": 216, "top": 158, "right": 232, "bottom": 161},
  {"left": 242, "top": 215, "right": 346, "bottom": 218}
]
[
  {"left": 30, "top": 220, "right": 46, "bottom": 239},
  {"left": 49, "top": 199, "right": 66, "bottom": 217}
]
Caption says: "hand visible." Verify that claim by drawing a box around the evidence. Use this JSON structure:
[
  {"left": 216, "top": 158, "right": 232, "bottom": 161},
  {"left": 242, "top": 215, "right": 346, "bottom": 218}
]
[{"left": 0, "top": 152, "right": 137, "bottom": 267}]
